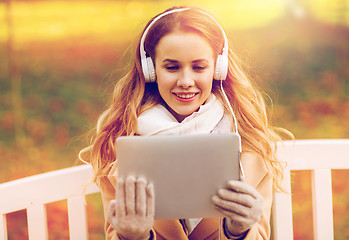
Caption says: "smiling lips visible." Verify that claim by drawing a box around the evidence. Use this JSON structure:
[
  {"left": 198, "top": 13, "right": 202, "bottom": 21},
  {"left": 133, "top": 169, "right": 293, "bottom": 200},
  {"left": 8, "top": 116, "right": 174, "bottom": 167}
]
[{"left": 173, "top": 92, "right": 198, "bottom": 102}]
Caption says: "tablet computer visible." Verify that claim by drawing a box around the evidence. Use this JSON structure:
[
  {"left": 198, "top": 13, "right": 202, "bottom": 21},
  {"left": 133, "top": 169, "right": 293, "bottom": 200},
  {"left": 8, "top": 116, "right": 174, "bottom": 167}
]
[{"left": 116, "top": 133, "right": 241, "bottom": 219}]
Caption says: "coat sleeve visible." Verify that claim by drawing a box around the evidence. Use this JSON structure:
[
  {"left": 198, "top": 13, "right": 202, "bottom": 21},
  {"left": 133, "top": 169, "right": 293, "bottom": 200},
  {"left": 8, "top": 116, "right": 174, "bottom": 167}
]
[
  {"left": 237, "top": 152, "right": 274, "bottom": 240},
  {"left": 98, "top": 174, "right": 118, "bottom": 240}
]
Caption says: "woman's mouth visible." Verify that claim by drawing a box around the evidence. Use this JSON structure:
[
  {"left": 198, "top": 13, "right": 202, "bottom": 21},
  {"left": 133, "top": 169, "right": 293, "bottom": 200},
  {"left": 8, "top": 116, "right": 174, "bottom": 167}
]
[{"left": 173, "top": 92, "right": 198, "bottom": 102}]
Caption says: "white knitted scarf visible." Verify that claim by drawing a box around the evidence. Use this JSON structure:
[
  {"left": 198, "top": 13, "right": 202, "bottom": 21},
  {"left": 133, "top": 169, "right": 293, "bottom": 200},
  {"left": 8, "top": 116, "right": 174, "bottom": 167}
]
[
  {"left": 137, "top": 94, "right": 225, "bottom": 136},
  {"left": 136, "top": 94, "right": 229, "bottom": 235}
]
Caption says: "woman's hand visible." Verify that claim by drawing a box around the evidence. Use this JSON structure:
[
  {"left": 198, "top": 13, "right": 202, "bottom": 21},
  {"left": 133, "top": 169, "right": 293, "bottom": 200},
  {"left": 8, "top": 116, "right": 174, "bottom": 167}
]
[
  {"left": 211, "top": 180, "right": 264, "bottom": 237},
  {"left": 107, "top": 176, "right": 155, "bottom": 240}
]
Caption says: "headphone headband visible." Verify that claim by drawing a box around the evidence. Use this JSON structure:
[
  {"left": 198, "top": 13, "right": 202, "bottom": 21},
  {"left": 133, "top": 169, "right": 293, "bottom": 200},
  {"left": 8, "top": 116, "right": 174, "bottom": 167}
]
[
  {"left": 139, "top": 8, "right": 189, "bottom": 62},
  {"left": 139, "top": 8, "right": 241, "bottom": 160},
  {"left": 140, "top": 8, "right": 229, "bottom": 82}
]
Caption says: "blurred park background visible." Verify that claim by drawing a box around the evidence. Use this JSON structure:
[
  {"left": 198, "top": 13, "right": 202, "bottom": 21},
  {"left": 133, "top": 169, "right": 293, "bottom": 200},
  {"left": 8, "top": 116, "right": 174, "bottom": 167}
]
[{"left": 0, "top": 0, "right": 348, "bottom": 239}]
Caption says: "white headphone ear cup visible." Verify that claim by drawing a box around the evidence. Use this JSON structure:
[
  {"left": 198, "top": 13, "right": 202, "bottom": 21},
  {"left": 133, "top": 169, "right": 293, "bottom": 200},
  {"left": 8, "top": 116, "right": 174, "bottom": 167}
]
[
  {"left": 214, "top": 54, "right": 228, "bottom": 80},
  {"left": 220, "top": 54, "right": 228, "bottom": 80},
  {"left": 141, "top": 57, "right": 151, "bottom": 82},
  {"left": 146, "top": 57, "right": 156, "bottom": 82},
  {"left": 214, "top": 55, "right": 222, "bottom": 80}
]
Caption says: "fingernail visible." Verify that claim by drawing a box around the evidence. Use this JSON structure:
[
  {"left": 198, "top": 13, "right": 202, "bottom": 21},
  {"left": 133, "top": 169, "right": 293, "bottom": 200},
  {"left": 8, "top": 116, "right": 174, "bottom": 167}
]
[{"left": 219, "top": 189, "right": 224, "bottom": 195}]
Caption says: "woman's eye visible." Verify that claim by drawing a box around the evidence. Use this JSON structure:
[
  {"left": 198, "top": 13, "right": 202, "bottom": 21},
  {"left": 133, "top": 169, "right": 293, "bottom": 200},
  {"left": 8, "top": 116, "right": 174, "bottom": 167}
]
[
  {"left": 193, "top": 65, "right": 206, "bottom": 72},
  {"left": 165, "top": 65, "right": 179, "bottom": 72}
]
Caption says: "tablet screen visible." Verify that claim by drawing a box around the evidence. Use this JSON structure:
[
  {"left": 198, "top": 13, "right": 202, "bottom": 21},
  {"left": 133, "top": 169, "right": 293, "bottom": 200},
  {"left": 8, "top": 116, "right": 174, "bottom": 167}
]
[{"left": 116, "top": 133, "right": 241, "bottom": 219}]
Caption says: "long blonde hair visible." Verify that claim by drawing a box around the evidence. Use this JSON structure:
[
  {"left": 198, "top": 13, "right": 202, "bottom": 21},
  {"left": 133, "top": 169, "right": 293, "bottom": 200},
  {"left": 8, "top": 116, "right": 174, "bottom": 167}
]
[{"left": 81, "top": 7, "right": 292, "bottom": 191}]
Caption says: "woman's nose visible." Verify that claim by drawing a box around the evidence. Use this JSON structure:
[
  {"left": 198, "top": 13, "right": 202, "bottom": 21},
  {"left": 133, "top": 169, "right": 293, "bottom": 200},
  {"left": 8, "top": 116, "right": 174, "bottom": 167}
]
[{"left": 177, "top": 68, "right": 194, "bottom": 88}]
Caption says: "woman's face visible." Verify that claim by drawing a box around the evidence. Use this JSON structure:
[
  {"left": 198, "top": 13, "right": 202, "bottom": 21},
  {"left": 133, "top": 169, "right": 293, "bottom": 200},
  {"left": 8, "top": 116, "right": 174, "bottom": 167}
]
[{"left": 154, "top": 31, "right": 215, "bottom": 122}]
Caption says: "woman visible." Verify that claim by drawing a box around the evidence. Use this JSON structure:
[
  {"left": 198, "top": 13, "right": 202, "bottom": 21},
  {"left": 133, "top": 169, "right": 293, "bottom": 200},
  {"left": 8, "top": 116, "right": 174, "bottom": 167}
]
[{"left": 83, "top": 6, "right": 290, "bottom": 240}]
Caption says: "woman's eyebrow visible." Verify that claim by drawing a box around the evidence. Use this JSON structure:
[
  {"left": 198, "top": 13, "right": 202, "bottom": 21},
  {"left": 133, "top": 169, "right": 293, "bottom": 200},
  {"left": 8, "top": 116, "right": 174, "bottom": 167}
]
[
  {"left": 192, "top": 59, "right": 209, "bottom": 64},
  {"left": 163, "top": 59, "right": 179, "bottom": 63},
  {"left": 162, "top": 59, "right": 209, "bottom": 64}
]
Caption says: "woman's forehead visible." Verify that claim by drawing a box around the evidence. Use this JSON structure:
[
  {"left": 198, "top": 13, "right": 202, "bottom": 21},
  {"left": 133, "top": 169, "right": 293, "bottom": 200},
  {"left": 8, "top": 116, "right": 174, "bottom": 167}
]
[{"left": 155, "top": 31, "right": 215, "bottom": 61}]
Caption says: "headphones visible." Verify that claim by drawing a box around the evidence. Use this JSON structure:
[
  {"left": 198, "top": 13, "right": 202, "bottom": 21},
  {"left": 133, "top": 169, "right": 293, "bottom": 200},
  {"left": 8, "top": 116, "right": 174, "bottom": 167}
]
[
  {"left": 139, "top": 8, "right": 243, "bottom": 178},
  {"left": 139, "top": 8, "right": 229, "bottom": 83}
]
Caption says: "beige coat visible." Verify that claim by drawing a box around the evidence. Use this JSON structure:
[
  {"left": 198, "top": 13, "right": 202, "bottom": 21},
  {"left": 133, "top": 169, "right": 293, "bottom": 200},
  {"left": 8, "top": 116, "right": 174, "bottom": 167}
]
[{"left": 99, "top": 152, "right": 273, "bottom": 240}]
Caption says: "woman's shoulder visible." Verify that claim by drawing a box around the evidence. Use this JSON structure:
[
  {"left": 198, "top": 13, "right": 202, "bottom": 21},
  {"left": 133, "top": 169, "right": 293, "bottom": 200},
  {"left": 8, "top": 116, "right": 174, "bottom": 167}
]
[{"left": 240, "top": 151, "right": 270, "bottom": 187}]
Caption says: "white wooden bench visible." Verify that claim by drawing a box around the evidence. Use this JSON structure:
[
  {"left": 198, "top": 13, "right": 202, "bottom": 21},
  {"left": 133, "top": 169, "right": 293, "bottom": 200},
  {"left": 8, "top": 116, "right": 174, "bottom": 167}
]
[
  {"left": 0, "top": 139, "right": 348, "bottom": 239},
  {"left": 0, "top": 165, "right": 99, "bottom": 240},
  {"left": 272, "top": 139, "right": 349, "bottom": 240}
]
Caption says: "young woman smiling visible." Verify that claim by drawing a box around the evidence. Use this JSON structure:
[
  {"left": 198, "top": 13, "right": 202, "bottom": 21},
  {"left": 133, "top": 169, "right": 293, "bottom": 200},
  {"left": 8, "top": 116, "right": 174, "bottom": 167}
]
[{"left": 81, "top": 6, "right": 291, "bottom": 240}]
